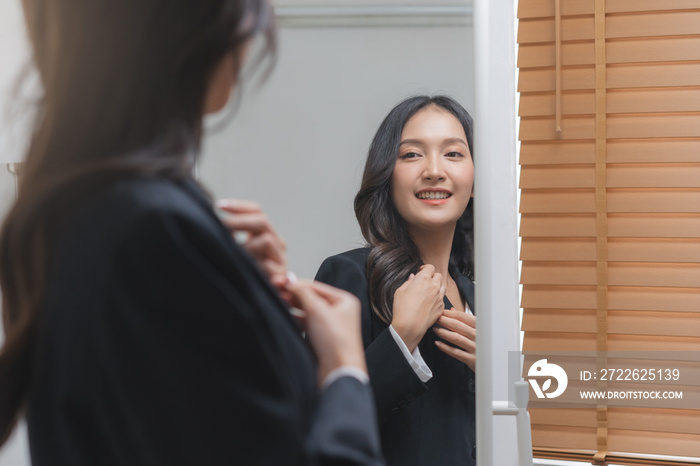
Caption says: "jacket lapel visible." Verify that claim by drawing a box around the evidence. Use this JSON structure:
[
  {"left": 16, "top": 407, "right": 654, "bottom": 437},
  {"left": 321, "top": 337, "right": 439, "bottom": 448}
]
[{"left": 451, "top": 268, "right": 476, "bottom": 315}]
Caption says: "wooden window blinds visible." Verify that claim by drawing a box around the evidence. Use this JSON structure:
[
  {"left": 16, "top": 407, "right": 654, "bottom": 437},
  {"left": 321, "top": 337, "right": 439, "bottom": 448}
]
[{"left": 517, "top": 0, "right": 700, "bottom": 464}]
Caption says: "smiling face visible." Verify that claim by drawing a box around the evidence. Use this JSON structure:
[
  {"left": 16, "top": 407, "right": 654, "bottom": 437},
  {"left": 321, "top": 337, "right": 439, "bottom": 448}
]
[{"left": 390, "top": 104, "right": 474, "bottom": 235}]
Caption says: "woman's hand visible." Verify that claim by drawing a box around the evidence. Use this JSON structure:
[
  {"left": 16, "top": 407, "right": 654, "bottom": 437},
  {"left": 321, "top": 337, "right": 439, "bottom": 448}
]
[
  {"left": 217, "top": 199, "right": 290, "bottom": 296},
  {"left": 391, "top": 264, "right": 446, "bottom": 352},
  {"left": 433, "top": 309, "right": 476, "bottom": 371},
  {"left": 287, "top": 280, "right": 367, "bottom": 387}
]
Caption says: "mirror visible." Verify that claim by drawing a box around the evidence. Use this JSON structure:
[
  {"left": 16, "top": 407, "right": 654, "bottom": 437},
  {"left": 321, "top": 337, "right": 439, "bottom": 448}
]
[{"left": 0, "top": 2, "right": 480, "bottom": 465}]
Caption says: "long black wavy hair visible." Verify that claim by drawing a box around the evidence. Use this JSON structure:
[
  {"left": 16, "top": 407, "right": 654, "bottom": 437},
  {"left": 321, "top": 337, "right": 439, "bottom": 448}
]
[
  {"left": 0, "top": 0, "right": 276, "bottom": 446},
  {"left": 354, "top": 95, "right": 474, "bottom": 324}
]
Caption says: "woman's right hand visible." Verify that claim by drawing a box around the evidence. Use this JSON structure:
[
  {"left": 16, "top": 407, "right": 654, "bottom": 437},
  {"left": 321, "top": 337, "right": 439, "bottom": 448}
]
[
  {"left": 287, "top": 280, "right": 367, "bottom": 387},
  {"left": 391, "top": 264, "right": 446, "bottom": 352}
]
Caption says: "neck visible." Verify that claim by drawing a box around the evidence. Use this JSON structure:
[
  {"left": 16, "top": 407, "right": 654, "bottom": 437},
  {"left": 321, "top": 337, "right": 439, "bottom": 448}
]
[{"left": 408, "top": 224, "right": 455, "bottom": 278}]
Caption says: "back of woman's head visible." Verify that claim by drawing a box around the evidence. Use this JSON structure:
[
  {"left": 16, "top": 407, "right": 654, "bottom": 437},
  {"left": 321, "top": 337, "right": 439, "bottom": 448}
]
[
  {"left": 354, "top": 95, "right": 474, "bottom": 323},
  {"left": 22, "top": 0, "right": 275, "bottom": 176},
  {"left": 0, "top": 0, "right": 275, "bottom": 447}
]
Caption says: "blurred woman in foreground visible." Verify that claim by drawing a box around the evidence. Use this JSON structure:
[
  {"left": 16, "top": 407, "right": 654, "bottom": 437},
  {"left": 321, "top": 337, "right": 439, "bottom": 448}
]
[{"left": 0, "top": 1, "right": 383, "bottom": 464}]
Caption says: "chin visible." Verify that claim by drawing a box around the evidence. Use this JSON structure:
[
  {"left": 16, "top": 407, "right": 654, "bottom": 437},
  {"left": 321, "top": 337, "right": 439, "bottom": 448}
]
[{"left": 415, "top": 218, "right": 459, "bottom": 231}]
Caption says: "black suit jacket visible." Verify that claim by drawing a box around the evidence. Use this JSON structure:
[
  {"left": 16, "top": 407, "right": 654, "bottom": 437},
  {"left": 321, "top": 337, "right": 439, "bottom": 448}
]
[
  {"left": 27, "top": 177, "right": 383, "bottom": 466},
  {"left": 316, "top": 248, "right": 476, "bottom": 466}
]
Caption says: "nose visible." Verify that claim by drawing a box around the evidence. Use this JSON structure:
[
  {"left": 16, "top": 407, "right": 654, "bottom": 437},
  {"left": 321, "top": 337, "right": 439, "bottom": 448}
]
[{"left": 423, "top": 154, "right": 446, "bottom": 181}]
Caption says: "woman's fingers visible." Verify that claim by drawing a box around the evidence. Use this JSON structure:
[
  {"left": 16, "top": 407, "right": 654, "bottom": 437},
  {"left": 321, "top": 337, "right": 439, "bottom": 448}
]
[
  {"left": 442, "top": 308, "right": 476, "bottom": 326},
  {"left": 435, "top": 340, "right": 475, "bottom": 370},
  {"left": 433, "top": 310, "right": 476, "bottom": 370},
  {"left": 217, "top": 198, "right": 262, "bottom": 213},
  {"left": 435, "top": 313, "right": 476, "bottom": 339},
  {"left": 287, "top": 280, "right": 326, "bottom": 310},
  {"left": 217, "top": 199, "right": 289, "bottom": 288},
  {"left": 217, "top": 199, "right": 279, "bottom": 237},
  {"left": 287, "top": 280, "right": 366, "bottom": 386},
  {"left": 246, "top": 232, "right": 286, "bottom": 265},
  {"left": 220, "top": 212, "right": 274, "bottom": 236},
  {"left": 433, "top": 327, "right": 475, "bottom": 353}
]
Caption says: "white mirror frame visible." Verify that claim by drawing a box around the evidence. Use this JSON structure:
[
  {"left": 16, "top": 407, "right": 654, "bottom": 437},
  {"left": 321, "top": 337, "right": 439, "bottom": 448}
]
[{"left": 473, "top": 0, "right": 530, "bottom": 465}]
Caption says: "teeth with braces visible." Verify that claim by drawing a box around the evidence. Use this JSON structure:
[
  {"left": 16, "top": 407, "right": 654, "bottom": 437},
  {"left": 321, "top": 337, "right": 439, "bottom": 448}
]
[{"left": 417, "top": 192, "right": 450, "bottom": 200}]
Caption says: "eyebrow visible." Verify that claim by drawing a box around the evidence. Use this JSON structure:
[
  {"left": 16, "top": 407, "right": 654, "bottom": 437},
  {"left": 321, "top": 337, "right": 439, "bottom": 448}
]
[{"left": 399, "top": 137, "right": 468, "bottom": 147}]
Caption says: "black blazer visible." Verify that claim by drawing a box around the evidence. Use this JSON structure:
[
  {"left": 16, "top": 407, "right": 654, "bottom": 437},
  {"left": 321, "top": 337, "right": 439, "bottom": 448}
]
[
  {"left": 27, "top": 177, "right": 383, "bottom": 466},
  {"left": 316, "top": 248, "right": 476, "bottom": 466}
]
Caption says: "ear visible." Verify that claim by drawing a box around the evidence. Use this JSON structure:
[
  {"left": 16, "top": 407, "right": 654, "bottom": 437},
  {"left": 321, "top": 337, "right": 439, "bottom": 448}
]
[{"left": 204, "top": 53, "right": 238, "bottom": 115}]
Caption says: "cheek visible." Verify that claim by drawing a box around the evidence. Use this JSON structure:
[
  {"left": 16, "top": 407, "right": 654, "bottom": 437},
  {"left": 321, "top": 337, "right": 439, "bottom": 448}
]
[
  {"left": 391, "top": 167, "right": 409, "bottom": 196},
  {"left": 390, "top": 168, "right": 414, "bottom": 212},
  {"left": 460, "top": 162, "right": 475, "bottom": 190},
  {"left": 454, "top": 164, "right": 475, "bottom": 202}
]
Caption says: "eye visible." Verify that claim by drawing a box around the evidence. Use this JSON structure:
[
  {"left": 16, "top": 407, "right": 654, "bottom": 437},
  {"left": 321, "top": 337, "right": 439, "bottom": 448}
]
[
  {"left": 399, "top": 152, "right": 421, "bottom": 159},
  {"left": 445, "top": 151, "right": 465, "bottom": 158}
]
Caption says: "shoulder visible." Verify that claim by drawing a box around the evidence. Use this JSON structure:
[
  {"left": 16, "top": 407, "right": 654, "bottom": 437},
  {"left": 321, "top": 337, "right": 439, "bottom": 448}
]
[
  {"left": 106, "top": 177, "right": 213, "bottom": 227},
  {"left": 55, "top": 177, "right": 232, "bottom": 275},
  {"left": 315, "top": 247, "right": 371, "bottom": 296},
  {"left": 92, "top": 177, "right": 221, "bottom": 243},
  {"left": 316, "top": 248, "right": 369, "bottom": 280}
]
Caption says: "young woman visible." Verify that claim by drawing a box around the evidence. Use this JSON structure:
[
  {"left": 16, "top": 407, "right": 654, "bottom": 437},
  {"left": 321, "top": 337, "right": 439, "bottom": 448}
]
[
  {"left": 316, "top": 95, "right": 476, "bottom": 466},
  {"left": 0, "top": 1, "right": 383, "bottom": 465}
]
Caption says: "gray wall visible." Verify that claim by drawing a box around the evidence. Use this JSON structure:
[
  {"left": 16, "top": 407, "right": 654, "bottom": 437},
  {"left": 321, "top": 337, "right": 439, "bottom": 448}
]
[{"left": 0, "top": 3, "right": 474, "bottom": 465}]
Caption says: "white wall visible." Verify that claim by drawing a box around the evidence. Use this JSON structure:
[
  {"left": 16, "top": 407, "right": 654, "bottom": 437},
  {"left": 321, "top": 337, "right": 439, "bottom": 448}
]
[
  {"left": 0, "top": 0, "right": 31, "bottom": 166},
  {"left": 0, "top": 3, "right": 475, "bottom": 465},
  {"left": 0, "top": 0, "right": 32, "bottom": 463}
]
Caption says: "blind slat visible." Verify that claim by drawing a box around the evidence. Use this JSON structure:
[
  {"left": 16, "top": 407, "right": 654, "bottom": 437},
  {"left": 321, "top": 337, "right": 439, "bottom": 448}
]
[
  {"left": 518, "top": 0, "right": 700, "bottom": 18},
  {"left": 609, "top": 165, "right": 700, "bottom": 188},
  {"left": 519, "top": 37, "right": 700, "bottom": 68},
  {"left": 519, "top": 42, "right": 595, "bottom": 68},
  {"left": 521, "top": 189, "right": 595, "bottom": 212},
  {"left": 520, "top": 140, "right": 700, "bottom": 165},
  {"left": 532, "top": 408, "right": 700, "bottom": 435},
  {"left": 523, "top": 308, "right": 597, "bottom": 332},
  {"left": 522, "top": 332, "right": 700, "bottom": 351},
  {"left": 609, "top": 430, "right": 700, "bottom": 459},
  {"left": 521, "top": 165, "right": 700, "bottom": 189},
  {"left": 608, "top": 115, "right": 700, "bottom": 140},
  {"left": 520, "top": 117, "right": 595, "bottom": 141},
  {"left": 607, "top": 311, "right": 700, "bottom": 336},
  {"left": 520, "top": 115, "right": 700, "bottom": 141},
  {"left": 521, "top": 166, "right": 595, "bottom": 189},
  {"left": 521, "top": 189, "right": 700, "bottom": 214},
  {"left": 519, "top": 64, "right": 700, "bottom": 92},
  {"left": 519, "top": 89, "right": 700, "bottom": 117},
  {"left": 531, "top": 408, "right": 597, "bottom": 428},
  {"left": 609, "top": 238, "right": 700, "bottom": 262},
  {"left": 521, "top": 214, "right": 700, "bottom": 238},
  {"left": 518, "top": 16, "right": 593, "bottom": 43},
  {"left": 608, "top": 89, "right": 700, "bottom": 115},
  {"left": 608, "top": 408, "right": 700, "bottom": 435},
  {"left": 519, "top": 12, "right": 700, "bottom": 43},
  {"left": 522, "top": 285, "right": 700, "bottom": 312},
  {"left": 523, "top": 309, "right": 700, "bottom": 336},
  {"left": 521, "top": 238, "right": 700, "bottom": 263},
  {"left": 521, "top": 262, "right": 700, "bottom": 288},
  {"left": 522, "top": 166, "right": 700, "bottom": 189},
  {"left": 531, "top": 425, "right": 596, "bottom": 451},
  {"left": 608, "top": 286, "right": 700, "bottom": 312}
]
